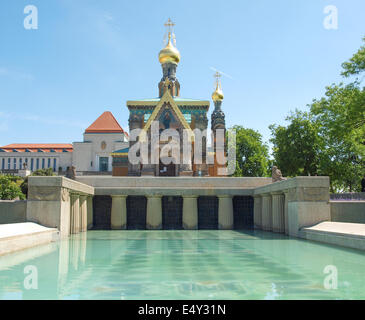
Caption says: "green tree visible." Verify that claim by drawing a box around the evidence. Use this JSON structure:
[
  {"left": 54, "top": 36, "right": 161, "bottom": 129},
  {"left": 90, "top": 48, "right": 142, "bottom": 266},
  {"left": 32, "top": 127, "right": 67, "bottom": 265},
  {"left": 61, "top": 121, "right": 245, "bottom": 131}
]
[
  {"left": 0, "top": 175, "right": 26, "bottom": 200},
  {"left": 310, "top": 37, "right": 365, "bottom": 192},
  {"left": 310, "top": 82, "right": 365, "bottom": 192},
  {"left": 269, "top": 37, "right": 365, "bottom": 191},
  {"left": 341, "top": 36, "right": 365, "bottom": 78},
  {"left": 230, "top": 125, "right": 270, "bottom": 177},
  {"left": 269, "top": 110, "right": 322, "bottom": 177}
]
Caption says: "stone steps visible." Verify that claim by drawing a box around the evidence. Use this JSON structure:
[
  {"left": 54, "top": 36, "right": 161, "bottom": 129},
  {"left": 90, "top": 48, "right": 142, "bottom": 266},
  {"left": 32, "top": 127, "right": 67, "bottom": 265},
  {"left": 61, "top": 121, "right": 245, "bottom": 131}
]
[
  {"left": 0, "top": 222, "right": 59, "bottom": 256},
  {"left": 300, "top": 221, "right": 365, "bottom": 251}
]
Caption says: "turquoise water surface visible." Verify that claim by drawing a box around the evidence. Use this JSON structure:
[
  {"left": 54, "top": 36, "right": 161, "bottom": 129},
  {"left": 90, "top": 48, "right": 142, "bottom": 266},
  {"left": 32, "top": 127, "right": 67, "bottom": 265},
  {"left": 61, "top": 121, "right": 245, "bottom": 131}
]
[{"left": 1, "top": 230, "right": 365, "bottom": 299}]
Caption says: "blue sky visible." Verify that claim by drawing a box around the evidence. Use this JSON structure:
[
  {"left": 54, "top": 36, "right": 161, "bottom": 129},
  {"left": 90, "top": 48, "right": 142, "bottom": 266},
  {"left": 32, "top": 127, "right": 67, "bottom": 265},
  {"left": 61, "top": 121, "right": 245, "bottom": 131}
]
[{"left": 0, "top": 0, "right": 364, "bottom": 148}]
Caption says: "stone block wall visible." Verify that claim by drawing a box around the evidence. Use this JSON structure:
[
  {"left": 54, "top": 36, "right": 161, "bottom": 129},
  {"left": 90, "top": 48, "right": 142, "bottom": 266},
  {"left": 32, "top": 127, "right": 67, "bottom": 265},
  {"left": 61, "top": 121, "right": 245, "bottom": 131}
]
[
  {"left": 253, "top": 177, "right": 331, "bottom": 237},
  {"left": 331, "top": 201, "right": 365, "bottom": 223},
  {"left": 0, "top": 200, "right": 27, "bottom": 224}
]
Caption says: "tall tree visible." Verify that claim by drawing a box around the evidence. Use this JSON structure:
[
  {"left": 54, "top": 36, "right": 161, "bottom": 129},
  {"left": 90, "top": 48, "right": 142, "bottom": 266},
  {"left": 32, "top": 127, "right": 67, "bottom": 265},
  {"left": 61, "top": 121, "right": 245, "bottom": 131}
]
[
  {"left": 341, "top": 36, "right": 365, "bottom": 78},
  {"left": 310, "top": 82, "right": 365, "bottom": 191},
  {"left": 230, "top": 125, "right": 269, "bottom": 177},
  {"left": 310, "top": 37, "right": 365, "bottom": 191},
  {"left": 269, "top": 110, "right": 322, "bottom": 177}
]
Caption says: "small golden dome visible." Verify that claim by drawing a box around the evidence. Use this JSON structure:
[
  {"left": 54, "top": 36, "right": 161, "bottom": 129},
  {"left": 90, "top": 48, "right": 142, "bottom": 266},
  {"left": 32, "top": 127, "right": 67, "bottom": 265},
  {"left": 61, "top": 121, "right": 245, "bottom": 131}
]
[
  {"left": 159, "top": 34, "right": 180, "bottom": 65},
  {"left": 212, "top": 83, "right": 224, "bottom": 102}
]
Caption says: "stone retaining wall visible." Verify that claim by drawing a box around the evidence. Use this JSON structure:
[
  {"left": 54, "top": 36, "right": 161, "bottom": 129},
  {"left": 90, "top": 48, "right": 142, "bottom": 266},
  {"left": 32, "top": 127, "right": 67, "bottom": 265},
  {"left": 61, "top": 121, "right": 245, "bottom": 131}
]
[
  {"left": 0, "top": 200, "right": 27, "bottom": 224},
  {"left": 331, "top": 201, "right": 365, "bottom": 224},
  {"left": 27, "top": 176, "right": 94, "bottom": 238},
  {"left": 253, "top": 176, "right": 331, "bottom": 237}
]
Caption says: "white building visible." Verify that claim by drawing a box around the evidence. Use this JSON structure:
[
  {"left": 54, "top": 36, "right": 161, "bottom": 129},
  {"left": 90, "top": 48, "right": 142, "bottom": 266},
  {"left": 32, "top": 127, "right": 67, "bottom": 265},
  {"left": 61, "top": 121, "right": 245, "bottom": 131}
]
[{"left": 0, "top": 111, "right": 128, "bottom": 175}]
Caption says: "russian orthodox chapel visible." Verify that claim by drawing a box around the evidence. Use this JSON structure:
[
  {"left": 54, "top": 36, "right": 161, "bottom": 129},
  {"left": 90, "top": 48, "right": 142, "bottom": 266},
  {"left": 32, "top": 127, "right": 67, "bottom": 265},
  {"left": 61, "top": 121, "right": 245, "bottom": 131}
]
[{"left": 112, "top": 19, "right": 226, "bottom": 177}]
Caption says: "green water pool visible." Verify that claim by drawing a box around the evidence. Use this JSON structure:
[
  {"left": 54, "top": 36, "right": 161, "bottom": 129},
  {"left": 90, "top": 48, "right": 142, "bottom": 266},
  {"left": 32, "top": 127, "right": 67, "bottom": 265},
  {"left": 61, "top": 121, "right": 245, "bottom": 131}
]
[{"left": 1, "top": 230, "right": 365, "bottom": 299}]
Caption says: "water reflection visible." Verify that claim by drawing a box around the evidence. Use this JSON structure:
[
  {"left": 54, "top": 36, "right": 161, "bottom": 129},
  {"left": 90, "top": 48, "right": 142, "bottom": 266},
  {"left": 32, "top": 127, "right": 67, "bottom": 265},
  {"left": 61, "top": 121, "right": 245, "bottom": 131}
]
[{"left": 0, "top": 230, "right": 365, "bottom": 299}]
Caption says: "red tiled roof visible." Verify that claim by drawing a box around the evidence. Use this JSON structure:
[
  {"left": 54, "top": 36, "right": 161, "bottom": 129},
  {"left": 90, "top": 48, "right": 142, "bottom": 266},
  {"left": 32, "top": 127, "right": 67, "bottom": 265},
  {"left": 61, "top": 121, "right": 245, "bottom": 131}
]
[
  {"left": 85, "top": 111, "right": 126, "bottom": 134},
  {"left": 0, "top": 144, "right": 73, "bottom": 153}
]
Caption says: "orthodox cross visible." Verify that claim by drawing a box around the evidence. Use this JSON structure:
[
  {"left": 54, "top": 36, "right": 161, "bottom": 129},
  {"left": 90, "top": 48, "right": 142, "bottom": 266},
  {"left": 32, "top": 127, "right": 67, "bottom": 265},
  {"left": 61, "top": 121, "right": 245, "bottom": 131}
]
[
  {"left": 214, "top": 71, "right": 222, "bottom": 87},
  {"left": 164, "top": 18, "right": 176, "bottom": 45}
]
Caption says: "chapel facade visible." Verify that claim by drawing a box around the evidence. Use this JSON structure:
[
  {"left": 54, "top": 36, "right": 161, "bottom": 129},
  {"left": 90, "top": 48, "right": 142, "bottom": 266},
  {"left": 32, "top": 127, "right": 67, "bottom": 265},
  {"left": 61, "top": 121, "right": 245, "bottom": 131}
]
[{"left": 111, "top": 19, "right": 227, "bottom": 177}]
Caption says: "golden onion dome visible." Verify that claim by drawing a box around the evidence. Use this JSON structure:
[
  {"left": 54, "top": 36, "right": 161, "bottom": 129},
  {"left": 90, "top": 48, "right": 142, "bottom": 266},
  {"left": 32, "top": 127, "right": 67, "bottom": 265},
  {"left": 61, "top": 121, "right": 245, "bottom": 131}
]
[
  {"left": 212, "top": 83, "right": 224, "bottom": 102},
  {"left": 158, "top": 34, "right": 180, "bottom": 65}
]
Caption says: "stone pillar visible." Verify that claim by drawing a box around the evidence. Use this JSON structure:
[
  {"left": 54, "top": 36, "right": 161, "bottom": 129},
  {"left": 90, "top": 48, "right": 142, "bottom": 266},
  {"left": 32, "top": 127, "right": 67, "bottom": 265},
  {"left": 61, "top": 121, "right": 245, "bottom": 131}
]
[
  {"left": 87, "top": 195, "right": 93, "bottom": 230},
  {"left": 146, "top": 195, "right": 162, "bottom": 229},
  {"left": 261, "top": 193, "right": 272, "bottom": 231},
  {"left": 253, "top": 195, "right": 262, "bottom": 229},
  {"left": 218, "top": 195, "right": 233, "bottom": 229},
  {"left": 283, "top": 190, "right": 289, "bottom": 235},
  {"left": 182, "top": 195, "right": 198, "bottom": 229},
  {"left": 287, "top": 181, "right": 331, "bottom": 237},
  {"left": 111, "top": 195, "right": 127, "bottom": 230},
  {"left": 70, "top": 194, "right": 80, "bottom": 234},
  {"left": 271, "top": 192, "right": 285, "bottom": 233},
  {"left": 80, "top": 195, "right": 88, "bottom": 232}
]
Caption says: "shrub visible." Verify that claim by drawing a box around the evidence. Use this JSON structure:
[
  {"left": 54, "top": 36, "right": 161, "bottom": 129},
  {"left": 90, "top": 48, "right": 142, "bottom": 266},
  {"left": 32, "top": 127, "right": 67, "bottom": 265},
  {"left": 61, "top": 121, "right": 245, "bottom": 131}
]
[{"left": 0, "top": 175, "right": 26, "bottom": 200}]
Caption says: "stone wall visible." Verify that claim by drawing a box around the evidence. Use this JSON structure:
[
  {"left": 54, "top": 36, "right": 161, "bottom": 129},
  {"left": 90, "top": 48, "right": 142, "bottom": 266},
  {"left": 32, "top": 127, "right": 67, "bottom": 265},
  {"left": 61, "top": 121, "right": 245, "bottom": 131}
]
[
  {"left": 0, "top": 200, "right": 27, "bottom": 224},
  {"left": 330, "top": 193, "right": 365, "bottom": 201},
  {"left": 253, "top": 176, "right": 331, "bottom": 237},
  {"left": 331, "top": 201, "right": 365, "bottom": 223},
  {"left": 26, "top": 176, "right": 94, "bottom": 238}
]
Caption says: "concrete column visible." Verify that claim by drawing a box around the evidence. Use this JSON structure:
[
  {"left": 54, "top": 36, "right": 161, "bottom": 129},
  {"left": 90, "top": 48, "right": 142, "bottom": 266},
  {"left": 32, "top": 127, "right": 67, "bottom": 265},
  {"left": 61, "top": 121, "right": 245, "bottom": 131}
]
[
  {"left": 87, "top": 195, "right": 93, "bottom": 230},
  {"left": 283, "top": 190, "right": 289, "bottom": 235},
  {"left": 146, "top": 195, "right": 162, "bottom": 229},
  {"left": 182, "top": 195, "right": 198, "bottom": 229},
  {"left": 218, "top": 195, "right": 234, "bottom": 230},
  {"left": 70, "top": 194, "right": 80, "bottom": 234},
  {"left": 253, "top": 195, "right": 262, "bottom": 229},
  {"left": 261, "top": 193, "right": 272, "bottom": 231},
  {"left": 271, "top": 192, "right": 285, "bottom": 233},
  {"left": 74, "top": 194, "right": 80, "bottom": 233},
  {"left": 79, "top": 195, "right": 88, "bottom": 232},
  {"left": 111, "top": 195, "right": 127, "bottom": 230}
]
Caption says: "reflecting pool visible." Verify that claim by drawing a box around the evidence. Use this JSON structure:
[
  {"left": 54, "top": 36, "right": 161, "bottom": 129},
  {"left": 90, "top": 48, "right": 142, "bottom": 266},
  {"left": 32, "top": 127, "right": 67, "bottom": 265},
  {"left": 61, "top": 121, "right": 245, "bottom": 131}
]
[{"left": 1, "top": 230, "right": 365, "bottom": 299}]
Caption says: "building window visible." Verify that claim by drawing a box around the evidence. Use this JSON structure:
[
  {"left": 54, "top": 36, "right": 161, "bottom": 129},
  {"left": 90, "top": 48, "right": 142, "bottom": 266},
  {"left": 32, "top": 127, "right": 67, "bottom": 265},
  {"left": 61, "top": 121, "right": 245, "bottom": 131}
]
[
  {"left": 31, "top": 158, "right": 34, "bottom": 171},
  {"left": 8, "top": 158, "right": 11, "bottom": 169},
  {"left": 53, "top": 159, "right": 57, "bottom": 171},
  {"left": 13, "top": 158, "right": 17, "bottom": 169},
  {"left": 48, "top": 158, "right": 51, "bottom": 168},
  {"left": 36, "top": 158, "right": 39, "bottom": 170},
  {"left": 42, "top": 158, "right": 45, "bottom": 169},
  {"left": 19, "top": 158, "right": 23, "bottom": 169},
  {"left": 25, "top": 158, "right": 28, "bottom": 168},
  {"left": 1, "top": 158, "right": 4, "bottom": 170}
]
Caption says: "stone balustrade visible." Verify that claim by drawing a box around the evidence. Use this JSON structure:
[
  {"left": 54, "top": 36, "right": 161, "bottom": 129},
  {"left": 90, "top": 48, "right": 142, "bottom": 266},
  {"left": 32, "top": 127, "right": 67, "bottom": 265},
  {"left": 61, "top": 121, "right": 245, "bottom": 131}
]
[
  {"left": 253, "top": 177, "right": 330, "bottom": 237},
  {"left": 27, "top": 176, "right": 94, "bottom": 238}
]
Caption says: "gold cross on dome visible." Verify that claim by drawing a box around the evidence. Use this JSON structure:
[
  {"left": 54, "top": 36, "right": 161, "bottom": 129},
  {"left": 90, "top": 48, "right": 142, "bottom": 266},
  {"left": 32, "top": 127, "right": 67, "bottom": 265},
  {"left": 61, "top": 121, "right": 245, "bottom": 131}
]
[
  {"left": 214, "top": 71, "right": 222, "bottom": 81},
  {"left": 164, "top": 18, "right": 175, "bottom": 34},
  {"left": 214, "top": 71, "right": 222, "bottom": 86}
]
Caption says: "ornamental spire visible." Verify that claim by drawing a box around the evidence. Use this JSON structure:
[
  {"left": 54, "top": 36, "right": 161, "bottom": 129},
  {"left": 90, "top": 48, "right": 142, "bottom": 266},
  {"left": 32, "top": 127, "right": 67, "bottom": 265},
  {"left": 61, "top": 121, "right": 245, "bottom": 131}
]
[
  {"left": 164, "top": 18, "right": 176, "bottom": 46},
  {"left": 212, "top": 71, "right": 224, "bottom": 102}
]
